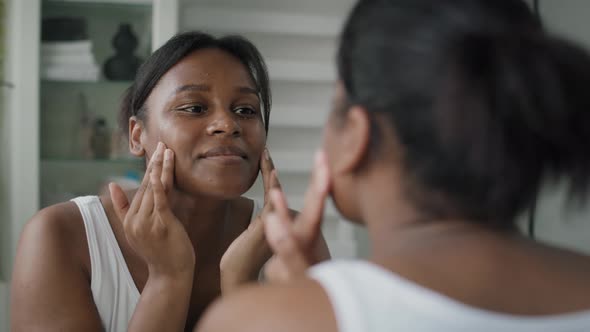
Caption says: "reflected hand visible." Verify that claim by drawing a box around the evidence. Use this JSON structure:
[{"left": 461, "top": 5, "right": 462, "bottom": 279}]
[
  {"left": 109, "top": 142, "right": 195, "bottom": 278},
  {"left": 220, "top": 148, "right": 281, "bottom": 294},
  {"left": 263, "top": 150, "right": 331, "bottom": 282}
]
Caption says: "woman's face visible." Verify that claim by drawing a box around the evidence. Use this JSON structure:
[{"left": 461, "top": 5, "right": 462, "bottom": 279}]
[{"left": 138, "top": 48, "right": 266, "bottom": 199}]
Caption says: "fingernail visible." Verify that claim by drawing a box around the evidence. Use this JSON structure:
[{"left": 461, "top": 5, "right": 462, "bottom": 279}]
[
  {"left": 315, "top": 151, "right": 329, "bottom": 190},
  {"left": 157, "top": 142, "right": 164, "bottom": 151},
  {"left": 264, "top": 148, "right": 270, "bottom": 161},
  {"left": 269, "top": 189, "right": 281, "bottom": 203},
  {"left": 314, "top": 149, "right": 322, "bottom": 167},
  {"left": 316, "top": 168, "right": 326, "bottom": 191},
  {"left": 165, "top": 149, "right": 172, "bottom": 161}
]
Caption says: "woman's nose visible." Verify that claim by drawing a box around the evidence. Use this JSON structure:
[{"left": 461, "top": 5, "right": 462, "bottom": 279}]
[{"left": 206, "top": 110, "right": 241, "bottom": 137}]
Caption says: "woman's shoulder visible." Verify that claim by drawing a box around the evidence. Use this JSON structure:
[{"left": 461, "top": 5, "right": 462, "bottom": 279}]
[
  {"left": 196, "top": 278, "right": 337, "bottom": 332},
  {"left": 20, "top": 198, "right": 91, "bottom": 269},
  {"left": 26, "top": 199, "right": 85, "bottom": 241},
  {"left": 12, "top": 198, "right": 104, "bottom": 330}
]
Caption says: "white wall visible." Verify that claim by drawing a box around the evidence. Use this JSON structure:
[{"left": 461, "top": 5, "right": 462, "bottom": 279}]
[
  {"left": 539, "top": 0, "right": 590, "bottom": 47},
  {"left": 523, "top": 0, "right": 590, "bottom": 254}
]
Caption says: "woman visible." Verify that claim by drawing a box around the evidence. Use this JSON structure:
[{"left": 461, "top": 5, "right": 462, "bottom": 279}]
[
  {"left": 198, "top": 0, "right": 590, "bottom": 331},
  {"left": 11, "top": 31, "right": 328, "bottom": 331}
]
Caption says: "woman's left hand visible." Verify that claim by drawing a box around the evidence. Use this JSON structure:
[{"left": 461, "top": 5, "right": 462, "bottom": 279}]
[
  {"left": 262, "top": 150, "right": 332, "bottom": 283},
  {"left": 219, "top": 148, "right": 280, "bottom": 294}
]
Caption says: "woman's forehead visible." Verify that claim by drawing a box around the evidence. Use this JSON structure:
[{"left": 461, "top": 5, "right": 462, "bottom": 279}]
[{"left": 159, "top": 48, "right": 256, "bottom": 90}]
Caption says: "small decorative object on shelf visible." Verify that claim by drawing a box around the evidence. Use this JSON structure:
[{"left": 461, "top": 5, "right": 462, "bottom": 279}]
[
  {"left": 40, "top": 17, "right": 99, "bottom": 81},
  {"left": 42, "top": 17, "right": 87, "bottom": 41},
  {"left": 90, "top": 117, "right": 111, "bottom": 159},
  {"left": 103, "top": 23, "right": 143, "bottom": 81}
]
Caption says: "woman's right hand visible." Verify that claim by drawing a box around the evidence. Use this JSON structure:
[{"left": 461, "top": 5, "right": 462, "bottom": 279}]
[
  {"left": 109, "top": 142, "right": 195, "bottom": 277},
  {"left": 109, "top": 142, "right": 195, "bottom": 332}
]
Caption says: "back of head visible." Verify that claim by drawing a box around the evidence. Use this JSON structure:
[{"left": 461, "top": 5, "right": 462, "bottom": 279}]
[{"left": 338, "top": 0, "right": 590, "bottom": 227}]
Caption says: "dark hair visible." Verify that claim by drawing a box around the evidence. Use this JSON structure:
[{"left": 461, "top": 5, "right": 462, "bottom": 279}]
[
  {"left": 120, "top": 31, "right": 271, "bottom": 135},
  {"left": 339, "top": 0, "right": 590, "bottom": 227}
]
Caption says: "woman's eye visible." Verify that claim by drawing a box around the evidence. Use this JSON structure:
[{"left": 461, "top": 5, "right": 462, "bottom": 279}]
[
  {"left": 234, "top": 107, "right": 256, "bottom": 116},
  {"left": 179, "top": 105, "right": 206, "bottom": 114}
]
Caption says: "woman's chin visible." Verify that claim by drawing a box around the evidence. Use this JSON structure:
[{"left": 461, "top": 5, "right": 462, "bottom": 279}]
[{"left": 175, "top": 176, "right": 255, "bottom": 200}]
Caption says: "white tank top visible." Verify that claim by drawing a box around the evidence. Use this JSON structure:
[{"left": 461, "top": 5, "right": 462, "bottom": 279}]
[
  {"left": 309, "top": 260, "right": 590, "bottom": 332},
  {"left": 72, "top": 195, "right": 262, "bottom": 332}
]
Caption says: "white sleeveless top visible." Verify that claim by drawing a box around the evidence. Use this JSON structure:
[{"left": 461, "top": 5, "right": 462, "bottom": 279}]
[
  {"left": 309, "top": 260, "right": 590, "bottom": 332},
  {"left": 72, "top": 195, "right": 262, "bottom": 332}
]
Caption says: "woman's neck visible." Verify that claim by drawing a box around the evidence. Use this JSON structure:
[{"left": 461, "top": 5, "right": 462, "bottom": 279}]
[
  {"left": 360, "top": 182, "right": 520, "bottom": 266},
  {"left": 356, "top": 166, "right": 493, "bottom": 260},
  {"left": 167, "top": 188, "right": 239, "bottom": 250}
]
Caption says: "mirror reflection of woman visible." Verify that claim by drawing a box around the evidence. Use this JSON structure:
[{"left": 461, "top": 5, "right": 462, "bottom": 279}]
[{"left": 10, "top": 32, "right": 329, "bottom": 332}]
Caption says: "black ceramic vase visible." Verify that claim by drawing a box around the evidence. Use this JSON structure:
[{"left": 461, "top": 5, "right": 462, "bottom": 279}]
[{"left": 103, "top": 23, "right": 143, "bottom": 81}]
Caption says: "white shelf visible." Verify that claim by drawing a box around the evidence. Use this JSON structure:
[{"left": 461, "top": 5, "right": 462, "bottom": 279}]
[
  {"left": 181, "top": 6, "right": 343, "bottom": 38},
  {"left": 270, "top": 105, "right": 328, "bottom": 128}
]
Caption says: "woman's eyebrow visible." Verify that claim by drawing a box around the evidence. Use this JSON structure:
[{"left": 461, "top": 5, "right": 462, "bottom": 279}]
[
  {"left": 171, "top": 85, "right": 258, "bottom": 97},
  {"left": 236, "top": 86, "right": 259, "bottom": 96},
  {"left": 172, "top": 84, "right": 210, "bottom": 96}
]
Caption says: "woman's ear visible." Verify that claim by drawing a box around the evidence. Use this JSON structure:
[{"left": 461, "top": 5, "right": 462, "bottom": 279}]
[
  {"left": 129, "top": 116, "right": 145, "bottom": 157},
  {"left": 333, "top": 106, "right": 371, "bottom": 174}
]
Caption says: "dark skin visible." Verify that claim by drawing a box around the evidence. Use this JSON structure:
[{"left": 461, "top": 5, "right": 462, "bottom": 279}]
[
  {"left": 197, "top": 83, "right": 590, "bottom": 332},
  {"left": 11, "top": 48, "right": 329, "bottom": 332}
]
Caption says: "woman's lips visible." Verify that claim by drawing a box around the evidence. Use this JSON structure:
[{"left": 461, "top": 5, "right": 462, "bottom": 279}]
[{"left": 199, "top": 146, "right": 247, "bottom": 165}]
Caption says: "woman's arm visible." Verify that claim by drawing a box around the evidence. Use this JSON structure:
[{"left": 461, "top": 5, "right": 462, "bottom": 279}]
[
  {"left": 11, "top": 203, "right": 195, "bottom": 332},
  {"left": 11, "top": 206, "right": 104, "bottom": 331},
  {"left": 127, "top": 270, "right": 194, "bottom": 331},
  {"left": 111, "top": 142, "right": 195, "bottom": 332},
  {"left": 12, "top": 143, "right": 195, "bottom": 332}
]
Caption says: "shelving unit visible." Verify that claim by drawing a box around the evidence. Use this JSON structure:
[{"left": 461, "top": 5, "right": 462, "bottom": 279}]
[
  {"left": 2, "top": 1, "right": 178, "bottom": 296},
  {"left": 41, "top": 1, "right": 153, "bottom": 70},
  {"left": 1, "top": 1, "right": 178, "bottom": 330},
  {"left": 36, "top": 0, "right": 176, "bottom": 207},
  {"left": 33, "top": 0, "right": 178, "bottom": 207}
]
